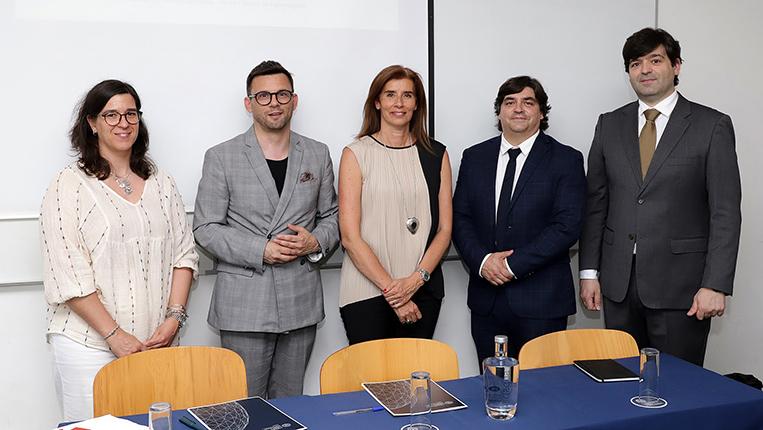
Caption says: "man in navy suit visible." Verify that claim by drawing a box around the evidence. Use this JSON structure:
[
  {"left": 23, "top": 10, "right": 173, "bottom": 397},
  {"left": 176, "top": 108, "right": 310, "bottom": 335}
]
[{"left": 453, "top": 76, "right": 586, "bottom": 362}]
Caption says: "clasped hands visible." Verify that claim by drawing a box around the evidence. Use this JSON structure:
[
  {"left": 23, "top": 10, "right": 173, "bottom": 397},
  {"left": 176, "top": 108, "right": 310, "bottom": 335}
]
[
  {"left": 264, "top": 224, "right": 320, "bottom": 264},
  {"left": 384, "top": 272, "right": 424, "bottom": 324},
  {"left": 480, "top": 250, "right": 514, "bottom": 286},
  {"left": 106, "top": 318, "right": 179, "bottom": 357}
]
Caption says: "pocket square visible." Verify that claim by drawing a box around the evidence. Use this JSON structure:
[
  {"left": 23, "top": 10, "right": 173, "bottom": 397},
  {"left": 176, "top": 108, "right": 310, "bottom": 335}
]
[{"left": 299, "top": 172, "right": 315, "bottom": 182}]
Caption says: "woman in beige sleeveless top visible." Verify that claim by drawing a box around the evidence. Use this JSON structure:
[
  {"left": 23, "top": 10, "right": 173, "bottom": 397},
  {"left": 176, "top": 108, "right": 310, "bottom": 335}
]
[{"left": 337, "top": 65, "right": 452, "bottom": 344}]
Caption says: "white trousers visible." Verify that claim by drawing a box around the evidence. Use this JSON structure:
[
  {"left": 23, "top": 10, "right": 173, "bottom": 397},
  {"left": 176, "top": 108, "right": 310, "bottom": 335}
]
[{"left": 50, "top": 334, "right": 115, "bottom": 422}]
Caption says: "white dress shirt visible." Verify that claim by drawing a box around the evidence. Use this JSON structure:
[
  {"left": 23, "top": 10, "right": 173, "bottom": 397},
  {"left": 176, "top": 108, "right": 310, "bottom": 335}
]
[
  {"left": 637, "top": 89, "right": 678, "bottom": 150},
  {"left": 479, "top": 130, "right": 539, "bottom": 279},
  {"left": 579, "top": 90, "right": 679, "bottom": 280}
]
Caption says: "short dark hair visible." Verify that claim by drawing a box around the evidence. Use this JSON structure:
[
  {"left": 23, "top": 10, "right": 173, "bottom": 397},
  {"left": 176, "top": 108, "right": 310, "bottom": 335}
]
[
  {"left": 246, "top": 60, "right": 294, "bottom": 94},
  {"left": 493, "top": 76, "right": 551, "bottom": 132},
  {"left": 623, "top": 27, "right": 682, "bottom": 85},
  {"left": 70, "top": 80, "right": 154, "bottom": 180}
]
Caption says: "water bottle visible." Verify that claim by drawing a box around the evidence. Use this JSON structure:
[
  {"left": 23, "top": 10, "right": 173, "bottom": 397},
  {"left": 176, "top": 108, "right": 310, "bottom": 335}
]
[{"left": 482, "top": 335, "right": 519, "bottom": 420}]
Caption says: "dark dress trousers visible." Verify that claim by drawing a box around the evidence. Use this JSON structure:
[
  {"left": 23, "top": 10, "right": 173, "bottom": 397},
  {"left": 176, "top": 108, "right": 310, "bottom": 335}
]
[{"left": 453, "top": 132, "right": 586, "bottom": 361}]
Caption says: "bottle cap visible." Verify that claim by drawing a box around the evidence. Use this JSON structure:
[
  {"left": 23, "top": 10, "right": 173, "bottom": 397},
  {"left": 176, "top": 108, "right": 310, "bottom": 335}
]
[{"left": 494, "top": 335, "right": 508, "bottom": 344}]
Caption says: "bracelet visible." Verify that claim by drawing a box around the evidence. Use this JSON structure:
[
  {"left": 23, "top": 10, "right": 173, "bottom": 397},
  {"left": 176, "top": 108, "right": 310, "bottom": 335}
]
[
  {"left": 103, "top": 324, "right": 119, "bottom": 340},
  {"left": 166, "top": 306, "right": 188, "bottom": 329}
]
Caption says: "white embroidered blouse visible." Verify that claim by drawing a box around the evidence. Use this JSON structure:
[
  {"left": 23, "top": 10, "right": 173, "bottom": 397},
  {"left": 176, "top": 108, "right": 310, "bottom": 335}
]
[{"left": 40, "top": 164, "right": 199, "bottom": 352}]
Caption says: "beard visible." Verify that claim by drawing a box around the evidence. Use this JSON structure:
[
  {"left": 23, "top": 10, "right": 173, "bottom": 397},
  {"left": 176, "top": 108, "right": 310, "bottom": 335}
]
[{"left": 255, "top": 109, "right": 292, "bottom": 131}]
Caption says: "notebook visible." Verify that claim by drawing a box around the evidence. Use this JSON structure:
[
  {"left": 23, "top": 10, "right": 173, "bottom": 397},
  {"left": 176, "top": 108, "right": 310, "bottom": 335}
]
[
  {"left": 573, "top": 359, "right": 639, "bottom": 383},
  {"left": 362, "top": 379, "right": 467, "bottom": 416},
  {"left": 188, "top": 396, "right": 306, "bottom": 430}
]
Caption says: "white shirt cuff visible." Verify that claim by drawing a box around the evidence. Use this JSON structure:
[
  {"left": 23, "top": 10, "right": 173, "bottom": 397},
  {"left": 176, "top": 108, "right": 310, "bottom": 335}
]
[
  {"left": 579, "top": 269, "right": 599, "bottom": 280},
  {"left": 505, "top": 260, "right": 515, "bottom": 278},
  {"left": 479, "top": 254, "right": 491, "bottom": 278},
  {"left": 306, "top": 250, "right": 323, "bottom": 263}
]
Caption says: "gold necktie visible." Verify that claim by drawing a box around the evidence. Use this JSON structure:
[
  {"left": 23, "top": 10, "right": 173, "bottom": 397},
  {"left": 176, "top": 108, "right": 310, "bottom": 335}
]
[{"left": 639, "top": 109, "right": 660, "bottom": 178}]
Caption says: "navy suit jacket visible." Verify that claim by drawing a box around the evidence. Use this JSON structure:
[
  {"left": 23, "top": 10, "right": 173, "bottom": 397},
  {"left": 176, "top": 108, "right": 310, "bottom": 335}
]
[{"left": 453, "top": 132, "right": 586, "bottom": 319}]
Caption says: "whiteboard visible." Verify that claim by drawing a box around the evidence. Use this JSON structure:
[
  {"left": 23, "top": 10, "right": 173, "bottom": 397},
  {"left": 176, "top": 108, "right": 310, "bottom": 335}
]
[{"left": 0, "top": 0, "right": 429, "bottom": 218}]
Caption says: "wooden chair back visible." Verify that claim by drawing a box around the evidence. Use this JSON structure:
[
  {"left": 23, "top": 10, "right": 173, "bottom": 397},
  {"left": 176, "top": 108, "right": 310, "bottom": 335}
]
[
  {"left": 518, "top": 329, "right": 639, "bottom": 370},
  {"left": 319, "top": 338, "right": 459, "bottom": 394},
  {"left": 93, "top": 346, "right": 247, "bottom": 416}
]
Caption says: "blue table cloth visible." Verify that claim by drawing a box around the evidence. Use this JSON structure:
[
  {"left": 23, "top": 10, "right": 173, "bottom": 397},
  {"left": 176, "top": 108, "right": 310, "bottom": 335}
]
[{"left": 124, "top": 354, "right": 763, "bottom": 430}]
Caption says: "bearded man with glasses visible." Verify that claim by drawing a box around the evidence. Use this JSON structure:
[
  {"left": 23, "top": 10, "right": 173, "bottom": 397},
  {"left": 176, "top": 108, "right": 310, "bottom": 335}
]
[{"left": 193, "top": 60, "right": 339, "bottom": 398}]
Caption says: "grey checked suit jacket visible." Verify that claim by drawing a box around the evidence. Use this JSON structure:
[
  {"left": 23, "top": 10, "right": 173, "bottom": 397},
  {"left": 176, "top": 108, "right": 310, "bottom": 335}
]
[
  {"left": 193, "top": 127, "right": 339, "bottom": 332},
  {"left": 580, "top": 94, "right": 741, "bottom": 309}
]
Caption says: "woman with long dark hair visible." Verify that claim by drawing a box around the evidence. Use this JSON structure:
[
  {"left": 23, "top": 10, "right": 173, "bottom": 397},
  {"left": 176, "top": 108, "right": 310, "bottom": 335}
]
[
  {"left": 337, "top": 65, "right": 452, "bottom": 344},
  {"left": 40, "top": 80, "right": 198, "bottom": 420}
]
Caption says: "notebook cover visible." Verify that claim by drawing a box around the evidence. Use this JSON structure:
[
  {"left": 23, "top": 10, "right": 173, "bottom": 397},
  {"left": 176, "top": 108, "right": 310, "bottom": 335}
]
[{"left": 573, "top": 359, "right": 639, "bottom": 383}]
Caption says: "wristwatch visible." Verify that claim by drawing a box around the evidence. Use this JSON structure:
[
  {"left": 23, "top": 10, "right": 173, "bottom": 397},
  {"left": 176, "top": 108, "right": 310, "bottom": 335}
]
[{"left": 417, "top": 268, "right": 431, "bottom": 282}]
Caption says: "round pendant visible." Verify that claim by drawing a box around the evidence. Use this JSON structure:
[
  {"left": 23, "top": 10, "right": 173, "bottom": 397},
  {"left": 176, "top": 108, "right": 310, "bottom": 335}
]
[{"left": 406, "top": 216, "right": 419, "bottom": 234}]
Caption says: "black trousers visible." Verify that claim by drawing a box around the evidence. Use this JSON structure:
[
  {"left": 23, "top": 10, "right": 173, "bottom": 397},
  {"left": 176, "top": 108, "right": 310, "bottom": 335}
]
[
  {"left": 471, "top": 300, "right": 567, "bottom": 366},
  {"left": 340, "top": 288, "right": 441, "bottom": 345},
  {"left": 603, "top": 257, "right": 711, "bottom": 366}
]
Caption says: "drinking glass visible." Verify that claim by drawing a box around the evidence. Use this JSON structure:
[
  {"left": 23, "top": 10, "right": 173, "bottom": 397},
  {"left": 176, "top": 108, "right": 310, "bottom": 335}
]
[
  {"left": 483, "top": 355, "right": 519, "bottom": 420},
  {"left": 631, "top": 348, "right": 667, "bottom": 408},
  {"left": 149, "top": 402, "right": 172, "bottom": 430},
  {"left": 401, "top": 371, "right": 433, "bottom": 430}
]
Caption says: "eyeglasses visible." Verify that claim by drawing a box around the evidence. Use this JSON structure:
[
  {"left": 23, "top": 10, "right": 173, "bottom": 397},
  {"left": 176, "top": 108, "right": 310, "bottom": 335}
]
[
  {"left": 100, "top": 110, "right": 142, "bottom": 126},
  {"left": 248, "top": 90, "right": 294, "bottom": 106}
]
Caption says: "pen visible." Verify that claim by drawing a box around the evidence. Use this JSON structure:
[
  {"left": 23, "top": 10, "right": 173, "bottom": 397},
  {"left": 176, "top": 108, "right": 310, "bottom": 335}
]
[
  {"left": 179, "top": 415, "right": 205, "bottom": 430},
  {"left": 332, "top": 406, "right": 385, "bottom": 416}
]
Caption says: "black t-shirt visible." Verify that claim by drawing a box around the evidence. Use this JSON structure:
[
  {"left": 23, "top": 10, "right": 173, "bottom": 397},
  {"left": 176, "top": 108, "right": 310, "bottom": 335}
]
[{"left": 266, "top": 157, "right": 288, "bottom": 196}]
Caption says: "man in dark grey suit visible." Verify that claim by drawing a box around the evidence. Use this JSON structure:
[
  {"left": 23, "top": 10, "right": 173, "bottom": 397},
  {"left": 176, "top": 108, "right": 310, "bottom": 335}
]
[
  {"left": 194, "top": 61, "right": 339, "bottom": 397},
  {"left": 579, "top": 28, "right": 741, "bottom": 366}
]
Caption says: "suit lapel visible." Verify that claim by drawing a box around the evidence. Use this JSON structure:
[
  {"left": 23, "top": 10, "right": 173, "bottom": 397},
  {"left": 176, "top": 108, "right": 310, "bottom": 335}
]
[
  {"left": 270, "top": 131, "right": 304, "bottom": 229},
  {"left": 243, "top": 127, "right": 279, "bottom": 211},
  {"left": 642, "top": 94, "right": 691, "bottom": 190},
  {"left": 620, "top": 102, "right": 644, "bottom": 187},
  {"left": 485, "top": 137, "right": 501, "bottom": 234},
  {"left": 507, "top": 132, "right": 550, "bottom": 213}
]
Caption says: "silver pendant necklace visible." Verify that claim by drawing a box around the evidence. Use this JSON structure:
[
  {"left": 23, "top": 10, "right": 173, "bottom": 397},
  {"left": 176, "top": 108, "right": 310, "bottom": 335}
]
[
  {"left": 375, "top": 134, "right": 419, "bottom": 235},
  {"left": 405, "top": 215, "right": 419, "bottom": 235},
  {"left": 113, "top": 171, "right": 133, "bottom": 195}
]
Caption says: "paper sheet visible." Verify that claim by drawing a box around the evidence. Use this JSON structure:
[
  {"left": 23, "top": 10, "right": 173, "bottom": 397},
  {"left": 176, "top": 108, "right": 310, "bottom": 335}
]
[{"left": 56, "top": 414, "right": 148, "bottom": 430}]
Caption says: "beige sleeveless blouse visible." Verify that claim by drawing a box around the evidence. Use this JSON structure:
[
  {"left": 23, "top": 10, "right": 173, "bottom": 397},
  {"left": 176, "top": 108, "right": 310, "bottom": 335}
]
[{"left": 339, "top": 135, "right": 432, "bottom": 307}]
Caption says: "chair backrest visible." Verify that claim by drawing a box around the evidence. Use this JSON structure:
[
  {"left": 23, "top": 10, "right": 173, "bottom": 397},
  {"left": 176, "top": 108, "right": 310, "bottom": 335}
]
[
  {"left": 93, "top": 346, "right": 247, "bottom": 416},
  {"left": 518, "top": 329, "right": 639, "bottom": 370},
  {"left": 319, "top": 338, "right": 459, "bottom": 394}
]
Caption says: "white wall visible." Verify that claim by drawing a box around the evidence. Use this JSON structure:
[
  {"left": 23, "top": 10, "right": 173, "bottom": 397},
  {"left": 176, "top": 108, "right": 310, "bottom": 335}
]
[
  {"left": 2, "top": 2, "right": 762, "bottom": 429},
  {"left": 659, "top": 0, "right": 763, "bottom": 378}
]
